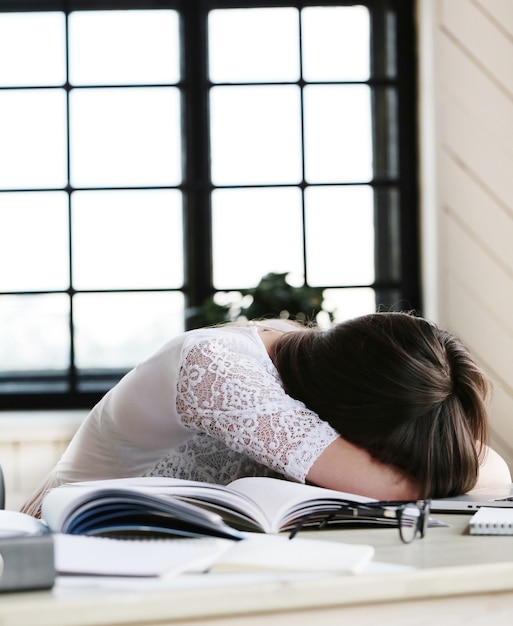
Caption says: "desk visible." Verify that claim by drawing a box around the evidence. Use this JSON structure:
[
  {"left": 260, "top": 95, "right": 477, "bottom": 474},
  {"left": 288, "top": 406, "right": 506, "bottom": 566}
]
[{"left": 2, "top": 514, "right": 513, "bottom": 626}]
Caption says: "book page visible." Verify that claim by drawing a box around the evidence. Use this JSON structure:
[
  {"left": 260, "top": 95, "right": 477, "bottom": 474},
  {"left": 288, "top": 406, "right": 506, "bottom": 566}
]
[
  {"left": 42, "top": 477, "right": 268, "bottom": 535},
  {"left": 42, "top": 476, "right": 376, "bottom": 538},
  {"left": 228, "top": 477, "right": 375, "bottom": 533},
  {"left": 42, "top": 477, "right": 218, "bottom": 530}
]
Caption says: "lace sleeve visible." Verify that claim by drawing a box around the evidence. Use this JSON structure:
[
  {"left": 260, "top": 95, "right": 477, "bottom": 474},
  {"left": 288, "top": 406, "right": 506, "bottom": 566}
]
[{"left": 176, "top": 334, "right": 339, "bottom": 483}]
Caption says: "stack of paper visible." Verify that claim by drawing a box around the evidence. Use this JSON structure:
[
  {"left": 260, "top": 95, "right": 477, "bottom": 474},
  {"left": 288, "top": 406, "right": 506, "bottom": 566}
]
[{"left": 54, "top": 533, "right": 374, "bottom": 577}]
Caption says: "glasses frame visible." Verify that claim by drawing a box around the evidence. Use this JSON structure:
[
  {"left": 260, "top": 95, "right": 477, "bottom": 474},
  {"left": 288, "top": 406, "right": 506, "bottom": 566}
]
[{"left": 288, "top": 499, "right": 430, "bottom": 544}]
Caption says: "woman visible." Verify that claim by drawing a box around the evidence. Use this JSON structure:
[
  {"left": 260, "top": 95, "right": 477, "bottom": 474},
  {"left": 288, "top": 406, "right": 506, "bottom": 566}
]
[
  {"left": 272, "top": 312, "right": 510, "bottom": 497},
  {"left": 21, "top": 312, "right": 510, "bottom": 518}
]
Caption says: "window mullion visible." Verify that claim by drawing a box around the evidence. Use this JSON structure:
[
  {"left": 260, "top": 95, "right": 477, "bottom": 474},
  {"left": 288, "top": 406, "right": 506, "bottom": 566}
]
[
  {"left": 181, "top": 0, "right": 213, "bottom": 329},
  {"left": 394, "top": 0, "right": 420, "bottom": 312},
  {"left": 370, "top": 0, "right": 420, "bottom": 312}
]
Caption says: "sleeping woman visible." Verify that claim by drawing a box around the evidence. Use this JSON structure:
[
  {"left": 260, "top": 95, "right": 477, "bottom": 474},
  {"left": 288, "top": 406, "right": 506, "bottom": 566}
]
[{"left": 21, "top": 311, "right": 511, "bottom": 518}]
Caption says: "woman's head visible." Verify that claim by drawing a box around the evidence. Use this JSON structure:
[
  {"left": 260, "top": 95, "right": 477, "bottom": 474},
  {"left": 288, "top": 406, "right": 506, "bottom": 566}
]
[{"left": 272, "top": 312, "right": 490, "bottom": 498}]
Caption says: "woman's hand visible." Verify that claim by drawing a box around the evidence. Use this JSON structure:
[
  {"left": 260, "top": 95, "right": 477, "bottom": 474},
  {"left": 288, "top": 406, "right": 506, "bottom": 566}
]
[{"left": 306, "top": 437, "right": 419, "bottom": 501}]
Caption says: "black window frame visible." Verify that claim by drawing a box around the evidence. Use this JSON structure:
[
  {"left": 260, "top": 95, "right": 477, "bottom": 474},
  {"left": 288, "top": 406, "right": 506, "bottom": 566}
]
[{"left": 0, "top": 0, "right": 419, "bottom": 410}]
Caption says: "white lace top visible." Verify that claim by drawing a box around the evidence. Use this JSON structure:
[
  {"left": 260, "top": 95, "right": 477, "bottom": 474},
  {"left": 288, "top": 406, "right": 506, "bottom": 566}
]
[{"left": 21, "top": 321, "right": 339, "bottom": 516}]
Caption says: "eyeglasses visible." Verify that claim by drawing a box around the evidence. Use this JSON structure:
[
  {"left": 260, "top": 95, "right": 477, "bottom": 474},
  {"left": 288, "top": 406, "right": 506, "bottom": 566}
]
[{"left": 288, "top": 499, "right": 430, "bottom": 544}]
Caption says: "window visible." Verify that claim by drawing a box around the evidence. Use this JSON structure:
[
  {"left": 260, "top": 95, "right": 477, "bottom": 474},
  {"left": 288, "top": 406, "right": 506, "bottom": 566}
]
[{"left": 0, "top": 0, "right": 419, "bottom": 409}]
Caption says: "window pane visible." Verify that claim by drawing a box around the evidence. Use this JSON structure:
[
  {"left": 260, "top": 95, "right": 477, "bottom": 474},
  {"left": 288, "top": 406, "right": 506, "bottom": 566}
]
[
  {"left": 69, "top": 10, "right": 179, "bottom": 86},
  {"left": 0, "top": 192, "right": 69, "bottom": 291},
  {"left": 0, "top": 294, "right": 70, "bottom": 372},
  {"left": 72, "top": 190, "right": 183, "bottom": 290},
  {"left": 74, "top": 292, "right": 184, "bottom": 370},
  {"left": 375, "top": 187, "right": 401, "bottom": 282},
  {"left": 69, "top": 87, "right": 181, "bottom": 188},
  {"left": 323, "top": 287, "right": 376, "bottom": 323},
  {"left": 374, "top": 87, "right": 399, "bottom": 179},
  {"left": 209, "top": 8, "right": 299, "bottom": 83},
  {"left": 0, "top": 12, "right": 66, "bottom": 87},
  {"left": 210, "top": 86, "right": 302, "bottom": 185},
  {"left": 305, "top": 186, "right": 374, "bottom": 286},
  {"left": 301, "top": 6, "right": 370, "bottom": 81},
  {"left": 0, "top": 89, "right": 67, "bottom": 189},
  {"left": 377, "top": 289, "right": 403, "bottom": 312},
  {"left": 303, "top": 85, "right": 372, "bottom": 183},
  {"left": 212, "top": 187, "right": 303, "bottom": 289}
]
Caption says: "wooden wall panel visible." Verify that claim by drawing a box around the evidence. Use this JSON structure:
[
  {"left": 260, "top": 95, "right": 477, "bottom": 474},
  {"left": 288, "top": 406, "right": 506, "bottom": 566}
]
[
  {"left": 440, "top": 0, "right": 513, "bottom": 94},
  {"left": 420, "top": 0, "right": 513, "bottom": 468},
  {"left": 441, "top": 155, "right": 513, "bottom": 279},
  {"left": 445, "top": 215, "right": 513, "bottom": 334},
  {"left": 446, "top": 280, "right": 513, "bottom": 460},
  {"left": 442, "top": 97, "right": 513, "bottom": 211},
  {"left": 474, "top": 0, "right": 513, "bottom": 39},
  {"left": 438, "top": 34, "right": 513, "bottom": 160},
  {"left": 492, "top": 386, "right": 513, "bottom": 457}
]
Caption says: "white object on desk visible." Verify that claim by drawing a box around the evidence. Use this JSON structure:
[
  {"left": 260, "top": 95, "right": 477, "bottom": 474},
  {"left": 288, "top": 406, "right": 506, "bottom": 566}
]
[
  {"left": 53, "top": 533, "right": 374, "bottom": 577},
  {"left": 469, "top": 507, "right": 513, "bottom": 535},
  {"left": 207, "top": 533, "right": 374, "bottom": 574},
  {"left": 0, "top": 511, "right": 54, "bottom": 592},
  {"left": 0, "top": 510, "right": 49, "bottom": 539},
  {"left": 54, "top": 535, "right": 232, "bottom": 577}
]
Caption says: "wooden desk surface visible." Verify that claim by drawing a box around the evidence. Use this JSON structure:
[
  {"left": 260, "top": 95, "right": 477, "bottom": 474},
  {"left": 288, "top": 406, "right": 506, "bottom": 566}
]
[{"left": 2, "top": 514, "right": 513, "bottom": 626}]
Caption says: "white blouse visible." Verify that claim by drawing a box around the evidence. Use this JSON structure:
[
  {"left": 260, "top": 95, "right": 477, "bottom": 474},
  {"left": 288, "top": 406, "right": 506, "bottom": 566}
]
[{"left": 21, "top": 321, "right": 339, "bottom": 516}]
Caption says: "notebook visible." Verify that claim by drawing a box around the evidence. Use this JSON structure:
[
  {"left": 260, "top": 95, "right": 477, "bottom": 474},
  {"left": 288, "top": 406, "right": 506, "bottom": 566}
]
[
  {"left": 431, "top": 484, "right": 513, "bottom": 513},
  {"left": 468, "top": 507, "right": 513, "bottom": 535}
]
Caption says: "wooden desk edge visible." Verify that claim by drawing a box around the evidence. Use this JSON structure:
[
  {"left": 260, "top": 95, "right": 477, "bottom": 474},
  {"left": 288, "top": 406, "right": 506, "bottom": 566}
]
[{"left": 2, "top": 560, "right": 513, "bottom": 626}]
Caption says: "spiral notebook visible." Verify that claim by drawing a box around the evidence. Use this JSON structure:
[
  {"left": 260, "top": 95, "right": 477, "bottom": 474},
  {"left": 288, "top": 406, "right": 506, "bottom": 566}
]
[{"left": 468, "top": 507, "right": 513, "bottom": 535}]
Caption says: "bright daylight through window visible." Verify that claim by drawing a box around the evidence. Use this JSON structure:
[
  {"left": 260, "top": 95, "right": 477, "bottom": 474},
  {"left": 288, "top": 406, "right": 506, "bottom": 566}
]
[{"left": 0, "top": 1, "right": 419, "bottom": 409}]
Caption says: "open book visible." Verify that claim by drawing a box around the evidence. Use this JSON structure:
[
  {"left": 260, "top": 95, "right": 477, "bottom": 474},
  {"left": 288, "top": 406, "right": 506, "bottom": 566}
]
[{"left": 41, "top": 476, "right": 378, "bottom": 540}]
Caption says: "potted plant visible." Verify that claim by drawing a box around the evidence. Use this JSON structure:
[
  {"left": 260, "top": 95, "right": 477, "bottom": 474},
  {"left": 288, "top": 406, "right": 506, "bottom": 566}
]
[{"left": 192, "top": 272, "right": 334, "bottom": 328}]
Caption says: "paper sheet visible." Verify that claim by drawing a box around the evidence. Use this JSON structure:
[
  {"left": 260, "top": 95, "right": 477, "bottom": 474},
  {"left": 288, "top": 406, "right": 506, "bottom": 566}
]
[
  {"left": 53, "top": 532, "right": 374, "bottom": 577},
  {"left": 54, "top": 534, "right": 231, "bottom": 576}
]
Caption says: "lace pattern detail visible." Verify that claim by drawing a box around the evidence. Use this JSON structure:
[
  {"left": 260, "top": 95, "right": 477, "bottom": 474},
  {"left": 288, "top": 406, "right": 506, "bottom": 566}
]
[
  {"left": 145, "top": 433, "right": 281, "bottom": 484},
  {"left": 175, "top": 333, "right": 339, "bottom": 483}
]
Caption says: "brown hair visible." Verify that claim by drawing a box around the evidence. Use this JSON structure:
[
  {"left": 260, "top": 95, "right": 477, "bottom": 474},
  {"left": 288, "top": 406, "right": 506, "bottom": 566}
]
[{"left": 272, "top": 312, "right": 490, "bottom": 498}]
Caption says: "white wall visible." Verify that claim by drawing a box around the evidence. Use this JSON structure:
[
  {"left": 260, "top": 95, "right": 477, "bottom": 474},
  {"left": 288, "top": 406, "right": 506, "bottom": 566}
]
[
  {"left": 0, "top": 412, "right": 84, "bottom": 511},
  {"left": 418, "top": 0, "right": 513, "bottom": 468}
]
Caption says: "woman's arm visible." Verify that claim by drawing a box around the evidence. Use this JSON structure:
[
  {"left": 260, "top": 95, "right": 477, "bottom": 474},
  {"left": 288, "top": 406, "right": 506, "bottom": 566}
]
[
  {"left": 178, "top": 332, "right": 419, "bottom": 497},
  {"left": 309, "top": 440, "right": 512, "bottom": 499},
  {"left": 307, "top": 437, "right": 420, "bottom": 500}
]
